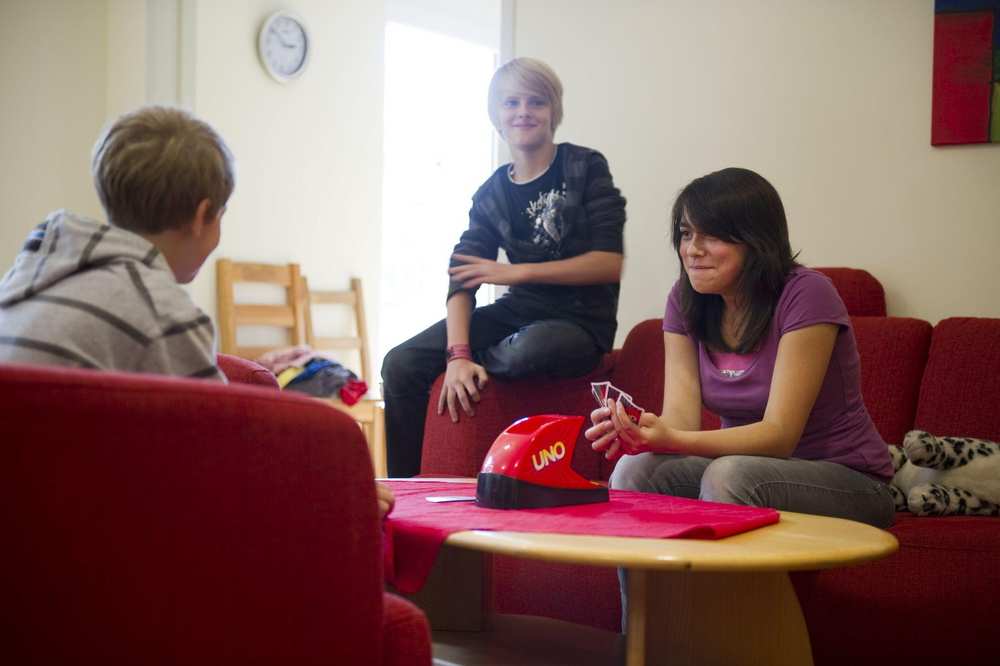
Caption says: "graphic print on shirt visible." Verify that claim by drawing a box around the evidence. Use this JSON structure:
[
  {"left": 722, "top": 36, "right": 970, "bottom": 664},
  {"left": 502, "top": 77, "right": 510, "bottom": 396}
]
[{"left": 523, "top": 183, "right": 567, "bottom": 258}]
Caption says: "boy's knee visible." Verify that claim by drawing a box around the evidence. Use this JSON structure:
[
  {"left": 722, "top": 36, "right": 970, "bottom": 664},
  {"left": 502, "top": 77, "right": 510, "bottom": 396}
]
[
  {"left": 486, "top": 321, "right": 599, "bottom": 379},
  {"left": 487, "top": 347, "right": 536, "bottom": 379},
  {"left": 381, "top": 345, "right": 416, "bottom": 390}
]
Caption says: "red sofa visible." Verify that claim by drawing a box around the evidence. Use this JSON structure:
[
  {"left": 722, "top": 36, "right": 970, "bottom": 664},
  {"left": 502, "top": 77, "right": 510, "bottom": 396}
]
[
  {"left": 419, "top": 269, "right": 999, "bottom": 664},
  {"left": 1, "top": 356, "right": 431, "bottom": 666}
]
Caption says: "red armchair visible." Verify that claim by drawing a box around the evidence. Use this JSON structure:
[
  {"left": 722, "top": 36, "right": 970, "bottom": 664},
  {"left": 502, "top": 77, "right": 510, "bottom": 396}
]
[
  {"left": 0, "top": 361, "right": 430, "bottom": 666},
  {"left": 217, "top": 352, "right": 281, "bottom": 387}
]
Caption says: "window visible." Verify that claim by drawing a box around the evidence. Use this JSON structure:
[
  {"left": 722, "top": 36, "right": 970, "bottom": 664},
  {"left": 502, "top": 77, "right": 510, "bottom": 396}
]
[{"left": 378, "top": 2, "right": 501, "bottom": 372}]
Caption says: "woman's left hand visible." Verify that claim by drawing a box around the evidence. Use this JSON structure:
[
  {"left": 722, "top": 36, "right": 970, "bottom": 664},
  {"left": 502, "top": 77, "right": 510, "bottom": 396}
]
[
  {"left": 607, "top": 400, "right": 682, "bottom": 459},
  {"left": 586, "top": 400, "right": 656, "bottom": 461},
  {"left": 606, "top": 400, "right": 650, "bottom": 456}
]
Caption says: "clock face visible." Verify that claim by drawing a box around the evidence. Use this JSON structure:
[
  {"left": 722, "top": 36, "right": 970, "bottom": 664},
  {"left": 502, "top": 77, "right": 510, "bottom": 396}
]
[{"left": 259, "top": 13, "right": 309, "bottom": 82}]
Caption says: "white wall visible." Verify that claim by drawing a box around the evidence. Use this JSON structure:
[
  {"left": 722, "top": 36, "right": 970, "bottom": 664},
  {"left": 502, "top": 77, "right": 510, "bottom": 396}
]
[
  {"left": 0, "top": 0, "right": 108, "bottom": 262},
  {"left": 513, "top": 0, "right": 1000, "bottom": 338},
  {"left": 183, "top": 1, "right": 385, "bottom": 346},
  {"left": 0, "top": 0, "right": 385, "bottom": 360},
  {"left": 105, "top": 0, "right": 147, "bottom": 116}
]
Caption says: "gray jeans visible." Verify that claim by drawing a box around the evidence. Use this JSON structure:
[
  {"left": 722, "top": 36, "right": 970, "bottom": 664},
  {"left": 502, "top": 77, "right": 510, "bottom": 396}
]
[{"left": 611, "top": 452, "right": 896, "bottom": 631}]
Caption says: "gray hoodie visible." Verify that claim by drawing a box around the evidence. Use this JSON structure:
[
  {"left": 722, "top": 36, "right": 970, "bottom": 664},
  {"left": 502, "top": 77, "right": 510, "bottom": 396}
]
[{"left": 0, "top": 210, "right": 224, "bottom": 380}]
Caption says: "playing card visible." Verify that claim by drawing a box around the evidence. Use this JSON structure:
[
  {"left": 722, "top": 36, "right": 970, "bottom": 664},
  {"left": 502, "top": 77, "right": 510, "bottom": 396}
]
[
  {"left": 618, "top": 393, "right": 644, "bottom": 424},
  {"left": 590, "top": 381, "right": 610, "bottom": 408},
  {"left": 590, "top": 381, "right": 644, "bottom": 424}
]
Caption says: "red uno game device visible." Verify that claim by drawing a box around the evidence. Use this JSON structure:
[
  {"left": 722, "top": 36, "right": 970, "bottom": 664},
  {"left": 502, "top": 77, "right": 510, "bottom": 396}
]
[{"left": 476, "top": 414, "right": 609, "bottom": 509}]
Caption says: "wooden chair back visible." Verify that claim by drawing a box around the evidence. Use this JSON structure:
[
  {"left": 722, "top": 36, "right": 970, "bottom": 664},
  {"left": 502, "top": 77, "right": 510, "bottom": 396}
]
[
  {"left": 298, "top": 275, "right": 385, "bottom": 475},
  {"left": 215, "top": 258, "right": 307, "bottom": 360},
  {"left": 301, "top": 276, "right": 371, "bottom": 386}
]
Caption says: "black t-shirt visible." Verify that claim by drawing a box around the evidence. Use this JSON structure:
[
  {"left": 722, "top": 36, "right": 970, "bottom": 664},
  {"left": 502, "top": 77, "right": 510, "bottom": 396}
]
[
  {"left": 449, "top": 143, "right": 626, "bottom": 352},
  {"left": 503, "top": 144, "right": 567, "bottom": 259}
]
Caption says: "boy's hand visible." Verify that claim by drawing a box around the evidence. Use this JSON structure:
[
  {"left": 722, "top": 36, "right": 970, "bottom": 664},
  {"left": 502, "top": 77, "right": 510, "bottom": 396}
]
[
  {"left": 450, "top": 254, "right": 526, "bottom": 288},
  {"left": 376, "top": 482, "right": 395, "bottom": 520},
  {"left": 437, "top": 358, "right": 489, "bottom": 422}
]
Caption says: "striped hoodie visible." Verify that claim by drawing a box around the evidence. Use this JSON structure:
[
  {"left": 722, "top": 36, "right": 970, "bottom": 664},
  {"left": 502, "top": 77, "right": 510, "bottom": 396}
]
[{"left": 0, "top": 210, "right": 225, "bottom": 381}]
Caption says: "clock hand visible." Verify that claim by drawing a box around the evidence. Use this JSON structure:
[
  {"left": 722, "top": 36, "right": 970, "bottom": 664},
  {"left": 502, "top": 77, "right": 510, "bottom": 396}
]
[{"left": 271, "top": 28, "right": 295, "bottom": 48}]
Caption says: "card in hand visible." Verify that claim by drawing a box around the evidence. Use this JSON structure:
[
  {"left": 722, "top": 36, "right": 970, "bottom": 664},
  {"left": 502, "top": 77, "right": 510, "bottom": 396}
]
[
  {"left": 591, "top": 380, "right": 609, "bottom": 407},
  {"left": 618, "top": 394, "right": 644, "bottom": 424},
  {"left": 590, "top": 381, "right": 644, "bottom": 424}
]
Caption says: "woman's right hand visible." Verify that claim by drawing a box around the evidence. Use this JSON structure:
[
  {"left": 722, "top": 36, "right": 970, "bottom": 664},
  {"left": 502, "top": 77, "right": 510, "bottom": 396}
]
[
  {"left": 585, "top": 402, "right": 627, "bottom": 461},
  {"left": 437, "top": 358, "right": 489, "bottom": 422}
]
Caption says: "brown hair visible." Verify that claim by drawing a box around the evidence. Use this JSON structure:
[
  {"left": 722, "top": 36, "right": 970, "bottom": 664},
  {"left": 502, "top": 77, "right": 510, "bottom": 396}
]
[
  {"left": 487, "top": 57, "right": 564, "bottom": 133},
  {"left": 91, "top": 106, "right": 235, "bottom": 234},
  {"left": 670, "top": 167, "right": 799, "bottom": 353}
]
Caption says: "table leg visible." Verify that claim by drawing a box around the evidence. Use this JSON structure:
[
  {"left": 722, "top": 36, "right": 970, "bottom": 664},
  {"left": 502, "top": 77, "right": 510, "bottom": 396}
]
[
  {"left": 401, "top": 545, "right": 492, "bottom": 632},
  {"left": 626, "top": 569, "right": 812, "bottom": 666}
]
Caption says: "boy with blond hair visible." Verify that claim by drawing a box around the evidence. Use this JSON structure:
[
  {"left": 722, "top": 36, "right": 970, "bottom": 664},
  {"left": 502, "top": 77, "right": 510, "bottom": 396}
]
[
  {"left": 382, "top": 58, "right": 628, "bottom": 477},
  {"left": 0, "top": 106, "right": 233, "bottom": 380}
]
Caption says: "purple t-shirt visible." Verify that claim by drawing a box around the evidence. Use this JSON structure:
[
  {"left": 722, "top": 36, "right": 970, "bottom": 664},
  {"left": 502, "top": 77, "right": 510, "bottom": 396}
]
[{"left": 663, "top": 267, "right": 893, "bottom": 480}]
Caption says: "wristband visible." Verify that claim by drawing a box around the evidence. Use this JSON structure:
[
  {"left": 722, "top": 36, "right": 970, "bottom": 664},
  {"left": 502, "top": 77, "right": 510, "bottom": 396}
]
[{"left": 446, "top": 344, "right": 473, "bottom": 363}]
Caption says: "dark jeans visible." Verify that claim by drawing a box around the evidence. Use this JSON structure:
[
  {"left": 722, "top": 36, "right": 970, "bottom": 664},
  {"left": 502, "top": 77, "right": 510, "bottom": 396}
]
[{"left": 381, "top": 300, "right": 603, "bottom": 477}]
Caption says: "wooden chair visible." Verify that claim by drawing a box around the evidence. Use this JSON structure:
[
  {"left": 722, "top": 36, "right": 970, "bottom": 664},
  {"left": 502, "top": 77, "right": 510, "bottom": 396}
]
[
  {"left": 215, "top": 259, "right": 307, "bottom": 359},
  {"left": 215, "top": 259, "right": 385, "bottom": 476},
  {"left": 300, "top": 275, "right": 386, "bottom": 477}
]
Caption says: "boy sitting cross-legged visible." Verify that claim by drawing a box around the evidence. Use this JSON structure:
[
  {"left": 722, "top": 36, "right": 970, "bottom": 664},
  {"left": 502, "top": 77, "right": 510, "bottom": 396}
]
[{"left": 0, "top": 105, "right": 233, "bottom": 381}]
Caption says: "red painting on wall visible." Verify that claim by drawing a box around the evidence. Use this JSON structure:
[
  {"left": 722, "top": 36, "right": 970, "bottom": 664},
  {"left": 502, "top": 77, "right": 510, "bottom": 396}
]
[{"left": 932, "top": 0, "right": 1000, "bottom": 145}]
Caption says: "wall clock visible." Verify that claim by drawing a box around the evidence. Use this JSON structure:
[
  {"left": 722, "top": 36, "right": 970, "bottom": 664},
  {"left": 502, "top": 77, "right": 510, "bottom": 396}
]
[{"left": 258, "top": 11, "right": 310, "bottom": 83}]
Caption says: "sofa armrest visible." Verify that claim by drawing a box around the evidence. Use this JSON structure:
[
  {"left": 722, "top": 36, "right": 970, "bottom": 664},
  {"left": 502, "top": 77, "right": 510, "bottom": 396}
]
[
  {"left": 381, "top": 593, "right": 432, "bottom": 666},
  {"left": 420, "top": 355, "right": 614, "bottom": 479},
  {"left": 1, "top": 363, "right": 384, "bottom": 664},
  {"left": 217, "top": 352, "right": 280, "bottom": 388}
]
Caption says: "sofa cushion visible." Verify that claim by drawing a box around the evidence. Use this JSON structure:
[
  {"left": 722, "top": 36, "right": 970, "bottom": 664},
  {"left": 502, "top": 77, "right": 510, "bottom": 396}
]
[
  {"left": 793, "top": 514, "right": 1000, "bottom": 665},
  {"left": 852, "top": 316, "right": 932, "bottom": 445},
  {"left": 814, "top": 267, "right": 887, "bottom": 316},
  {"left": 609, "top": 318, "right": 666, "bottom": 414},
  {"left": 915, "top": 317, "right": 1000, "bottom": 441}
]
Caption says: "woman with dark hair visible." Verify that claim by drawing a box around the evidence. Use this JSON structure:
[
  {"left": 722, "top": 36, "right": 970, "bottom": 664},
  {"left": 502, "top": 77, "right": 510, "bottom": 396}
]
[{"left": 586, "top": 167, "right": 895, "bottom": 528}]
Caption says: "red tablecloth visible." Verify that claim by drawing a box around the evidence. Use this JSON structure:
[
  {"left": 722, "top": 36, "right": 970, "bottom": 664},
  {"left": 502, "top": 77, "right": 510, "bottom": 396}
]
[{"left": 383, "top": 480, "right": 780, "bottom": 593}]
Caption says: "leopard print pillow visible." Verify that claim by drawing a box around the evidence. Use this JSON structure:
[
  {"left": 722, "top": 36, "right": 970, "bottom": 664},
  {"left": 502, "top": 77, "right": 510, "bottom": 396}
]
[{"left": 889, "top": 430, "right": 1000, "bottom": 516}]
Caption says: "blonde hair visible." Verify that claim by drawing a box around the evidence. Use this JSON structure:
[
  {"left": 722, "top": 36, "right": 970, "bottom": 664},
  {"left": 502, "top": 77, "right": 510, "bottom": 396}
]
[
  {"left": 487, "top": 57, "right": 564, "bottom": 133},
  {"left": 91, "top": 106, "right": 235, "bottom": 234}
]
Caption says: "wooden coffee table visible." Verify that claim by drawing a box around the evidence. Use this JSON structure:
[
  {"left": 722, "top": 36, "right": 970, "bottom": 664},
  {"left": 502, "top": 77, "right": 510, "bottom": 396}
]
[{"left": 399, "top": 479, "right": 898, "bottom": 666}]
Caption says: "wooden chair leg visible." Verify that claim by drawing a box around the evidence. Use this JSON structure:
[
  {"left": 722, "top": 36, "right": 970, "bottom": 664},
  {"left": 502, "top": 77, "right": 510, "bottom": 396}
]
[
  {"left": 323, "top": 398, "right": 386, "bottom": 477},
  {"left": 371, "top": 402, "right": 386, "bottom": 477}
]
